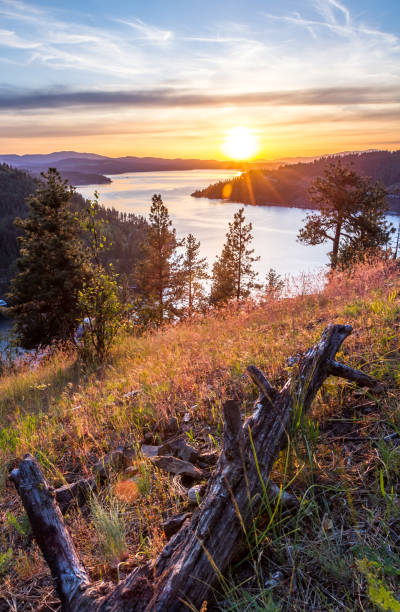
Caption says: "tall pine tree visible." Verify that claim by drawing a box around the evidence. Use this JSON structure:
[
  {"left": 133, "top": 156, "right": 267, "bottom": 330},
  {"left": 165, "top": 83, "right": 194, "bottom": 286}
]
[
  {"left": 210, "top": 207, "right": 259, "bottom": 305},
  {"left": 8, "top": 169, "right": 88, "bottom": 349},
  {"left": 180, "top": 233, "right": 209, "bottom": 316},
  {"left": 135, "top": 194, "right": 182, "bottom": 324}
]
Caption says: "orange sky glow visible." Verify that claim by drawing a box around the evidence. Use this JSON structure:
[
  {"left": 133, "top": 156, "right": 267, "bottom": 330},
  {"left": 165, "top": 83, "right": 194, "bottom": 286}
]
[{"left": 0, "top": 0, "right": 399, "bottom": 159}]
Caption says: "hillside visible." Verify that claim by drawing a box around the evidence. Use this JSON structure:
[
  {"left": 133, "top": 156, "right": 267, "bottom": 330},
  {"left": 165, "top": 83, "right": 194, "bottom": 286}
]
[
  {"left": 0, "top": 165, "right": 39, "bottom": 296},
  {"left": 192, "top": 150, "right": 400, "bottom": 212},
  {"left": 0, "top": 259, "right": 399, "bottom": 610},
  {"left": 0, "top": 165, "right": 147, "bottom": 297},
  {"left": 0, "top": 152, "right": 279, "bottom": 186}
]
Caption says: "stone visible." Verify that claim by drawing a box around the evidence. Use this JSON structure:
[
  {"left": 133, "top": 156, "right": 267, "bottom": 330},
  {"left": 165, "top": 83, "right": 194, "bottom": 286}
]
[
  {"left": 141, "top": 444, "right": 160, "bottom": 459},
  {"left": 158, "top": 438, "right": 199, "bottom": 464},
  {"left": 265, "top": 570, "right": 283, "bottom": 588},
  {"left": 151, "top": 455, "right": 203, "bottom": 480},
  {"left": 198, "top": 450, "right": 219, "bottom": 465},
  {"left": 162, "top": 512, "right": 191, "bottom": 539},
  {"left": 123, "top": 390, "right": 140, "bottom": 401},
  {"left": 93, "top": 449, "right": 126, "bottom": 480},
  {"left": 187, "top": 484, "right": 205, "bottom": 504},
  {"left": 165, "top": 416, "right": 179, "bottom": 434},
  {"left": 124, "top": 465, "right": 139, "bottom": 477},
  {"left": 268, "top": 482, "right": 299, "bottom": 508}
]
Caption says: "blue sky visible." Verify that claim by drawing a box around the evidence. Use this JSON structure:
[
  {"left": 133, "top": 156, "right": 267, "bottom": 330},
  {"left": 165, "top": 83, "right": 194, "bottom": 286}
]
[{"left": 0, "top": 0, "right": 399, "bottom": 157}]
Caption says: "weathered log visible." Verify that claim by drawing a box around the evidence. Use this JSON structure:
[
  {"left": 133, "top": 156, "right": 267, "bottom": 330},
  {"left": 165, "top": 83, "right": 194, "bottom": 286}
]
[{"left": 10, "top": 324, "right": 383, "bottom": 612}]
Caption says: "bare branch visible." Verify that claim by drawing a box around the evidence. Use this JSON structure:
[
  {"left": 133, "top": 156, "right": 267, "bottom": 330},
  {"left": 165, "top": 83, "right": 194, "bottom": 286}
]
[
  {"left": 327, "top": 359, "right": 383, "bottom": 391},
  {"left": 246, "top": 365, "right": 276, "bottom": 400}
]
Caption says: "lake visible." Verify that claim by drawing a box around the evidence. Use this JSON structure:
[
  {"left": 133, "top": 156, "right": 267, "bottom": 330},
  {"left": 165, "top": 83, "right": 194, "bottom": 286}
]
[{"left": 78, "top": 169, "right": 329, "bottom": 279}]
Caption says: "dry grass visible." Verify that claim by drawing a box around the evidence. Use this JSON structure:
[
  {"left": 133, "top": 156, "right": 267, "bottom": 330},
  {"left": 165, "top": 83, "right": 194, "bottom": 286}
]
[{"left": 0, "top": 257, "right": 399, "bottom": 611}]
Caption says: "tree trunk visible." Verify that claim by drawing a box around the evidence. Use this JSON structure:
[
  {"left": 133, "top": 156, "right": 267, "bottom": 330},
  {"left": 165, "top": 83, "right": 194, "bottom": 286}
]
[
  {"left": 10, "top": 324, "right": 382, "bottom": 612},
  {"left": 331, "top": 217, "right": 343, "bottom": 268}
]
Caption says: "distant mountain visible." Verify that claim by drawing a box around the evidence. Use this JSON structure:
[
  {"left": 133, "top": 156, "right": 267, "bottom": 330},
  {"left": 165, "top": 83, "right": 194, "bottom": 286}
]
[
  {"left": 192, "top": 150, "right": 400, "bottom": 212},
  {"left": 0, "top": 151, "right": 280, "bottom": 186}
]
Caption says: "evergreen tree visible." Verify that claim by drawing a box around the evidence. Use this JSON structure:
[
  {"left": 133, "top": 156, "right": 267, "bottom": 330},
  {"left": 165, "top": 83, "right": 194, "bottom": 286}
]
[
  {"left": 298, "top": 161, "right": 394, "bottom": 269},
  {"left": 135, "top": 194, "right": 182, "bottom": 324},
  {"left": 180, "top": 233, "right": 209, "bottom": 316},
  {"left": 210, "top": 207, "right": 259, "bottom": 305},
  {"left": 265, "top": 268, "right": 284, "bottom": 299},
  {"left": 8, "top": 169, "right": 88, "bottom": 349}
]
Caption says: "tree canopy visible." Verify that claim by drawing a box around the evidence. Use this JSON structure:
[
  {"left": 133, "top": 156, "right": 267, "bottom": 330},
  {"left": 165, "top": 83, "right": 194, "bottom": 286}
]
[
  {"left": 297, "top": 161, "right": 394, "bottom": 269},
  {"left": 210, "top": 207, "right": 259, "bottom": 305},
  {"left": 135, "top": 194, "right": 183, "bottom": 323},
  {"left": 7, "top": 169, "right": 89, "bottom": 349}
]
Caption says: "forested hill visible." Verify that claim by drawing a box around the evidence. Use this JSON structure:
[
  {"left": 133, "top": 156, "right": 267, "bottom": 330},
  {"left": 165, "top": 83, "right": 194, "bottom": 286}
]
[
  {"left": 0, "top": 164, "right": 148, "bottom": 296},
  {"left": 0, "top": 165, "right": 38, "bottom": 295},
  {"left": 192, "top": 150, "right": 400, "bottom": 211}
]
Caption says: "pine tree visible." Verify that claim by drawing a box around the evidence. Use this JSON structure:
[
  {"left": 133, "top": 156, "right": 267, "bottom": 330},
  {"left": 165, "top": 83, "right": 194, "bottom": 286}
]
[
  {"left": 181, "top": 233, "right": 209, "bottom": 316},
  {"left": 265, "top": 268, "right": 284, "bottom": 299},
  {"left": 298, "top": 161, "right": 394, "bottom": 269},
  {"left": 135, "top": 194, "right": 182, "bottom": 324},
  {"left": 210, "top": 207, "right": 259, "bottom": 305},
  {"left": 8, "top": 169, "right": 88, "bottom": 349}
]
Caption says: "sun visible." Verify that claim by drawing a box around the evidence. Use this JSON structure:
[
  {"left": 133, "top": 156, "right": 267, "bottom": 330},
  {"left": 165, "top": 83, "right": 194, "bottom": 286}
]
[{"left": 222, "top": 126, "right": 259, "bottom": 160}]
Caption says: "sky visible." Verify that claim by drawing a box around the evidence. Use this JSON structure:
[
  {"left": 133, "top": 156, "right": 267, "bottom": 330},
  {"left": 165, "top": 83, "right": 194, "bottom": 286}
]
[{"left": 0, "top": 0, "right": 399, "bottom": 159}]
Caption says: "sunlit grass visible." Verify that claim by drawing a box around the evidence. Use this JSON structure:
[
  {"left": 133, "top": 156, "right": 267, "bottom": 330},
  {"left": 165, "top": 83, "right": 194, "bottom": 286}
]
[{"left": 0, "top": 257, "right": 399, "bottom": 609}]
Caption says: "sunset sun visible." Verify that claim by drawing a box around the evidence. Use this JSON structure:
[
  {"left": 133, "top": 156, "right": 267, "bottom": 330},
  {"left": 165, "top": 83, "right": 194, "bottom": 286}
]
[{"left": 222, "top": 126, "right": 259, "bottom": 160}]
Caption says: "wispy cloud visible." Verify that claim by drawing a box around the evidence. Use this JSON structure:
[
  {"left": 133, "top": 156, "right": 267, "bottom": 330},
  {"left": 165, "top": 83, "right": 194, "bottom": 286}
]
[
  {"left": 0, "top": 28, "right": 40, "bottom": 49},
  {"left": 116, "top": 18, "right": 173, "bottom": 43}
]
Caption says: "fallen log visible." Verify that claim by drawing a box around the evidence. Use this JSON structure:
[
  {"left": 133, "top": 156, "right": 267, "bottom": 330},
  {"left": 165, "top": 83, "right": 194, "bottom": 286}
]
[{"left": 10, "top": 324, "right": 383, "bottom": 611}]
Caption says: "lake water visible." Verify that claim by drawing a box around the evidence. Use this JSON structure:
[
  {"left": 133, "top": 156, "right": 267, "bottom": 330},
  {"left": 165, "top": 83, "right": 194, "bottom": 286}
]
[{"left": 78, "top": 169, "right": 329, "bottom": 279}]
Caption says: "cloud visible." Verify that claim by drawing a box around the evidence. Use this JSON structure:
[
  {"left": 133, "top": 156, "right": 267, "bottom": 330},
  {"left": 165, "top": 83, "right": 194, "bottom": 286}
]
[
  {"left": 0, "top": 28, "right": 40, "bottom": 49},
  {"left": 263, "top": 1, "right": 398, "bottom": 44},
  {"left": 0, "top": 85, "right": 399, "bottom": 110},
  {"left": 116, "top": 18, "right": 173, "bottom": 43}
]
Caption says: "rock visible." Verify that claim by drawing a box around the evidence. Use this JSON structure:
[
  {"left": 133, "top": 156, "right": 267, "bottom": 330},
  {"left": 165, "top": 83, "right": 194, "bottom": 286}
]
[
  {"left": 158, "top": 438, "right": 200, "bottom": 464},
  {"left": 198, "top": 450, "right": 219, "bottom": 465},
  {"left": 125, "top": 465, "right": 139, "bottom": 477},
  {"left": 143, "top": 432, "right": 154, "bottom": 444},
  {"left": 265, "top": 570, "right": 283, "bottom": 588},
  {"left": 187, "top": 484, "right": 205, "bottom": 504},
  {"left": 268, "top": 482, "right": 299, "bottom": 508},
  {"left": 165, "top": 416, "right": 178, "bottom": 434},
  {"left": 162, "top": 512, "right": 191, "bottom": 539},
  {"left": 183, "top": 413, "right": 191, "bottom": 423},
  {"left": 123, "top": 390, "right": 140, "bottom": 401},
  {"left": 141, "top": 445, "right": 160, "bottom": 459},
  {"left": 93, "top": 449, "right": 126, "bottom": 480},
  {"left": 55, "top": 478, "right": 96, "bottom": 513},
  {"left": 151, "top": 455, "right": 203, "bottom": 480}
]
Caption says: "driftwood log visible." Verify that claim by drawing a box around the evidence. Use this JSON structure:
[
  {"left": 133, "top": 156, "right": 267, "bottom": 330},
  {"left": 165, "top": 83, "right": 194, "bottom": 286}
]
[{"left": 10, "top": 324, "right": 382, "bottom": 611}]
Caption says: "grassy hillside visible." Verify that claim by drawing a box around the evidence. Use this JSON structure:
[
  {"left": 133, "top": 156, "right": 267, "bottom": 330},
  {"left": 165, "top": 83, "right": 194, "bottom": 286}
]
[{"left": 0, "top": 259, "right": 400, "bottom": 611}]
